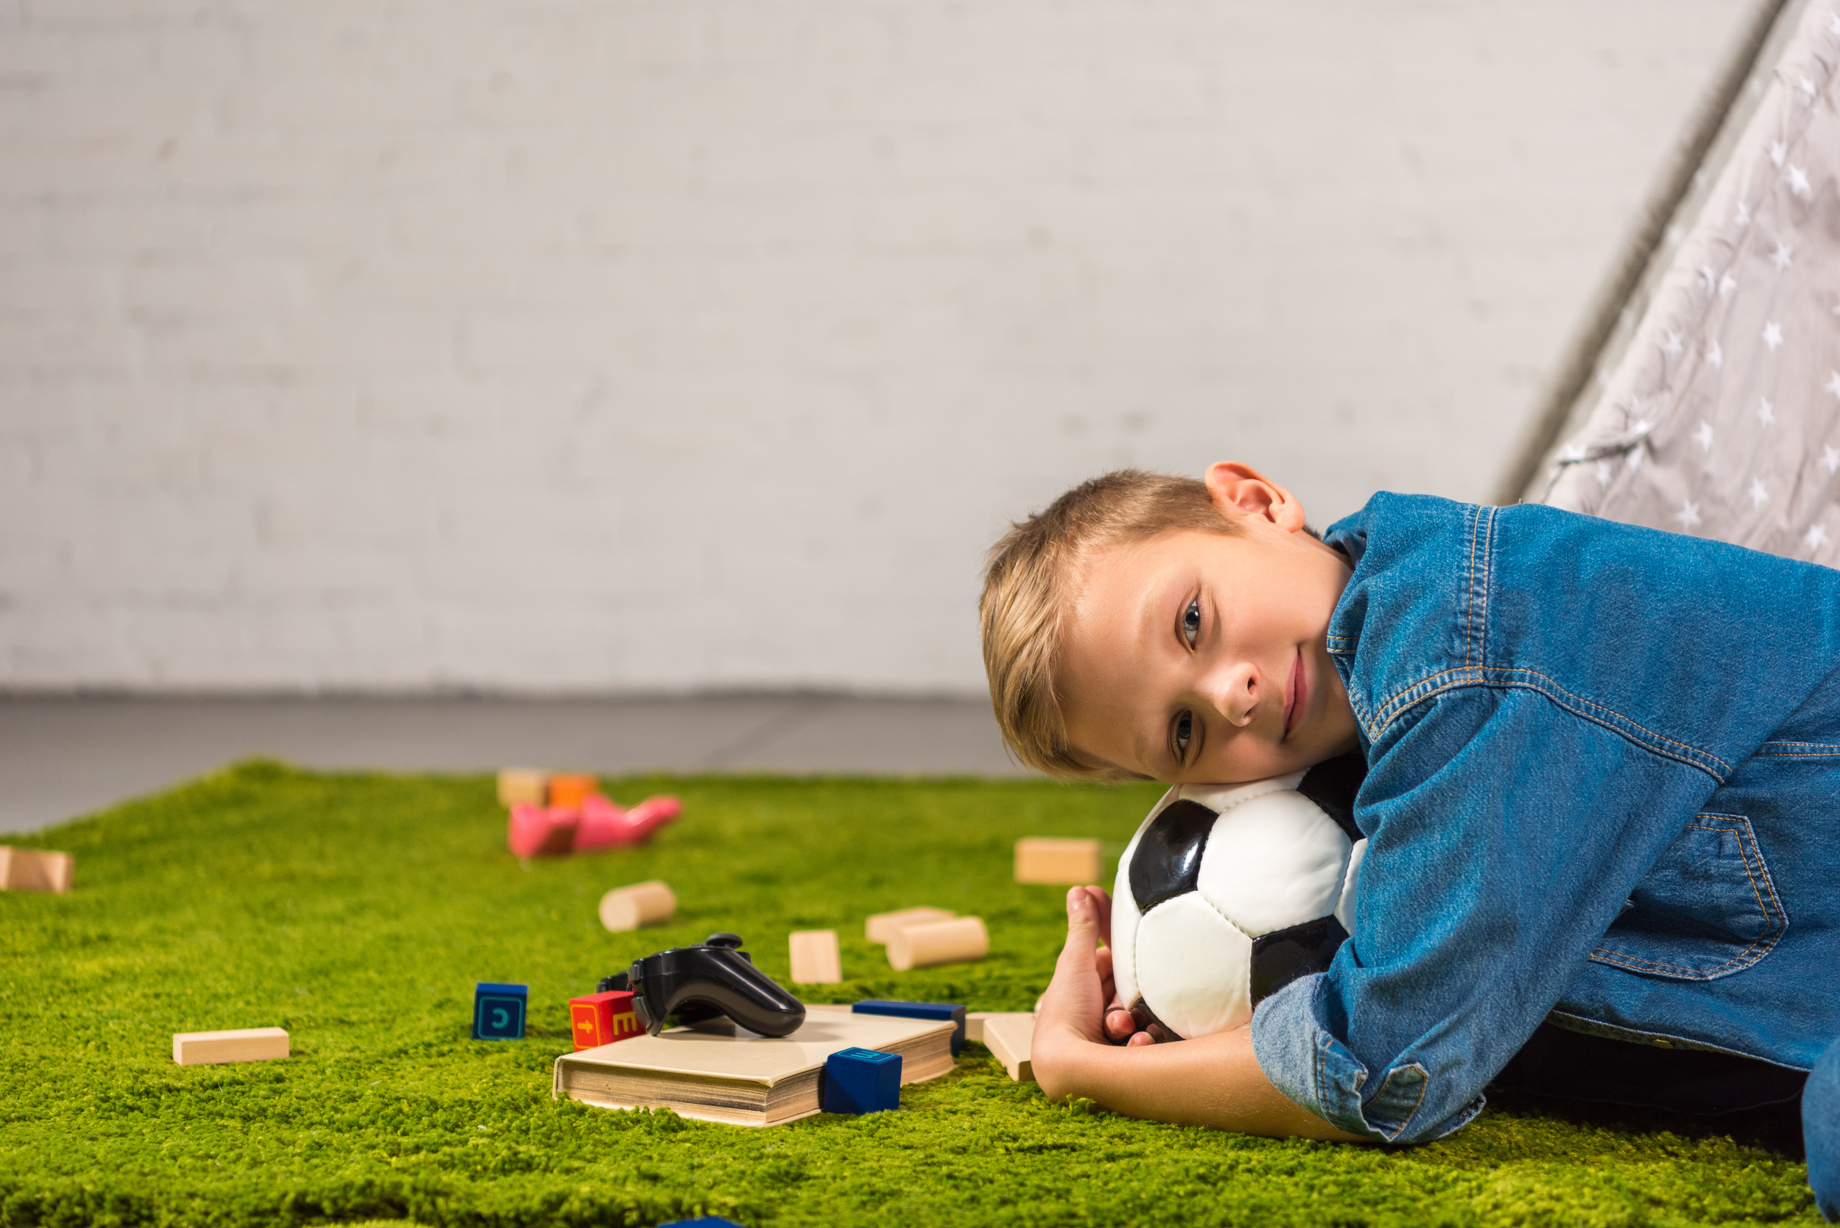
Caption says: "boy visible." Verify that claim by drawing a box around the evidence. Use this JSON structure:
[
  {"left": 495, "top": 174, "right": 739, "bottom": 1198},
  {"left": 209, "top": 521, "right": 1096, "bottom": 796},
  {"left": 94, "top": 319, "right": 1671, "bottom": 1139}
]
[{"left": 979, "top": 462, "right": 1840, "bottom": 1216}]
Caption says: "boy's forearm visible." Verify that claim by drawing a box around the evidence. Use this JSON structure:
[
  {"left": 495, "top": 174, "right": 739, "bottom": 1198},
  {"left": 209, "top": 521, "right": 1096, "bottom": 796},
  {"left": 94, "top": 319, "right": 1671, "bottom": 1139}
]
[{"left": 1035, "top": 1024, "right": 1367, "bottom": 1142}]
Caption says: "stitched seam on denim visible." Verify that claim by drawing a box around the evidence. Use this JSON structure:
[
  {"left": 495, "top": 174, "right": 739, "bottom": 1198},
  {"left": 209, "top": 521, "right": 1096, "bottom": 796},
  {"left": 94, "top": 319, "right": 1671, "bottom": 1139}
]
[
  {"left": 1314, "top": 1035, "right": 1337, "bottom": 1130},
  {"left": 1370, "top": 1064, "right": 1428, "bottom": 1142},
  {"left": 1371, "top": 668, "right": 1729, "bottom": 778},
  {"left": 1479, "top": 506, "right": 1496, "bottom": 666},
  {"left": 1589, "top": 815, "right": 1785, "bottom": 977},
  {"left": 1755, "top": 739, "right": 1840, "bottom": 757},
  {"left": 1464, "top": 506, "right": 1481, "bottom": 669}
]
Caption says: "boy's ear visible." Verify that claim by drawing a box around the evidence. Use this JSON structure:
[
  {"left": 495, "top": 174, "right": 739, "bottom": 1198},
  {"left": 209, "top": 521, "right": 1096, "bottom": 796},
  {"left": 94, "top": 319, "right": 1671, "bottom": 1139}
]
[{"left": 1203, "top": 462, "right": 1308, "bottom": 533}]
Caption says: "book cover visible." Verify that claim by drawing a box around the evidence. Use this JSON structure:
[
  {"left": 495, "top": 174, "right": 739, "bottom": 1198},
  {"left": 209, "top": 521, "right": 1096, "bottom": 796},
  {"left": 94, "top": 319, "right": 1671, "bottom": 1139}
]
[{"left": 553, "top": 1011, "right": 956, "bottom": 1127}]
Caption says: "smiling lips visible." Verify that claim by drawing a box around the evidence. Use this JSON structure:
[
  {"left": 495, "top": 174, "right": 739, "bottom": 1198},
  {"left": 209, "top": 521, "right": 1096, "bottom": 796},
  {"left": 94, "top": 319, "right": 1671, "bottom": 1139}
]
[{"left": 1283, "top": 648, "right": 1305, "bottom": 738}]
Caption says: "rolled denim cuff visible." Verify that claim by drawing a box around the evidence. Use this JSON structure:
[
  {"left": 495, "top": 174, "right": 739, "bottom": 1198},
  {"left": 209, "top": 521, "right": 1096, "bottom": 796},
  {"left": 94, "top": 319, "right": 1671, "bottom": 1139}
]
[{"left": 1250, "top": 974, "right": 1484, "bottom": 1144}]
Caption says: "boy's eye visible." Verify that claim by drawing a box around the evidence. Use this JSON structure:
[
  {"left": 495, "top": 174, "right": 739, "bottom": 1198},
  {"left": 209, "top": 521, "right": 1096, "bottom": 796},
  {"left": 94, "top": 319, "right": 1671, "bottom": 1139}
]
[
  {"left": 1174, "top": 711, "right": 1193, "bottom": 758},
  {"left": 1181, "top": 598, "right": 1200, "bottom": 648}
]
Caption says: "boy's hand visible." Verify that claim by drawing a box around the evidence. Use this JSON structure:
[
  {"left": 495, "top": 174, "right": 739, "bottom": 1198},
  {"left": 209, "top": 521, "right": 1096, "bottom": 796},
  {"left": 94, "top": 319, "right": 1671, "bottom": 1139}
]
[{"left": 1038, "top": 886, "right": 1159, "bottom": 1051}]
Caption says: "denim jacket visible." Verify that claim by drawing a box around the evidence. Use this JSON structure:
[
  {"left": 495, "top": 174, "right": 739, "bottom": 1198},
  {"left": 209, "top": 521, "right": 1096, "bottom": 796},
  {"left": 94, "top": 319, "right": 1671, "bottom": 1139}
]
[{"left": 1250, "top": 493, "right": 1840, "bottom": 1143}]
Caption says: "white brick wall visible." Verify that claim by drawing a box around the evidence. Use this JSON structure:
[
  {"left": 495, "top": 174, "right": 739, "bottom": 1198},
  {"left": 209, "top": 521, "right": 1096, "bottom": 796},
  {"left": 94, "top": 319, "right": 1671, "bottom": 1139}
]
[{"left": 0, "top": 0, "right": 1760, "bottom": 693}]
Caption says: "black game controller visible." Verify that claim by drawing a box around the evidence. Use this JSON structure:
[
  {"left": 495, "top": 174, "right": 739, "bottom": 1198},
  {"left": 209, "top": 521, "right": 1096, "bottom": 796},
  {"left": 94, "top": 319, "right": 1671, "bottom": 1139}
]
[{"left": 606, "top": 933, "right": 806, "bottom": 1038}]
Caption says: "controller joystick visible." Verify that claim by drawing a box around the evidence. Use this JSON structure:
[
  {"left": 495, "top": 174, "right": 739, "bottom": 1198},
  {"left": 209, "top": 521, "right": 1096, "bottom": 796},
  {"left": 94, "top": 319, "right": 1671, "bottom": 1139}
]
[{"left": 625, "top": 933, "right": 805, "bottom": 1038}]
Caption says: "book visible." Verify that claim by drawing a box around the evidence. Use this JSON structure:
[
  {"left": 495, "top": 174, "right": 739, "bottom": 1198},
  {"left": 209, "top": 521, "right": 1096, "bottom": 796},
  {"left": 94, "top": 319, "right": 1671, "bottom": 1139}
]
[{"left": 552, "top": 1011, "right": 957, "bottom": 1127}]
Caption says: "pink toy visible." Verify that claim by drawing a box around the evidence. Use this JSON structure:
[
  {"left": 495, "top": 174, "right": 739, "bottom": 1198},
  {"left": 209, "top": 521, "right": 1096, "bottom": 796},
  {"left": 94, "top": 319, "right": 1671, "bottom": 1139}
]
[
  {"left": 507, "top": 803, "right": 580, "bottom": 858},
  {"left": 572, "top": 793, "right": 682, "bottom": 852}
]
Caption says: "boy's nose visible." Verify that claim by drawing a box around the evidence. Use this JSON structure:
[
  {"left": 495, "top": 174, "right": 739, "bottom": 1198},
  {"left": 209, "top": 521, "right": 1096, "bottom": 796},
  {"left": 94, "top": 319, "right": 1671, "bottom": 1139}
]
[{"left": 1199, "top": 662, "right": 1260, "bottom": 727}]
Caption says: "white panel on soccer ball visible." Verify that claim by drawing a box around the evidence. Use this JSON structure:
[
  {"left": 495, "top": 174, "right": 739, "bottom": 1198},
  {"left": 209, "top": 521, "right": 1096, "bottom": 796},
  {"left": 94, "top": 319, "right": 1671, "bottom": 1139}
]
[
  {"left": 1177, "top": 773, "right": 1303, "bottom": 815},
  {"left": 1196, "top": 791, "right": 1350, "bottom": 937},
  {"left": 1132, "top": 892, "right": 1255, "bottom": 1039},
  {"left": 1109, "top": 857, "right": 1143, "bottom": 1009},
  {"left": 1335, "top": 838, "right": 1366, "bottom": 934}
]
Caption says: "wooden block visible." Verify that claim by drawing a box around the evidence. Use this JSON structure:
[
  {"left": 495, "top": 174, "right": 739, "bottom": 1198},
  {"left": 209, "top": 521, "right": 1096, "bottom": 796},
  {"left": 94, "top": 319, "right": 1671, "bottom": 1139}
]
[
  {"left": 569, "top": 990, "right": 643, "bottom": 1050},
  {"left": 885, "top": 916, "right": 987, "bottom": 971},
  {"left": 173, "top": 1027, "right": 289, "bottom": 1066},
  {"left": 497, "top": 768, "right": 549, "bottom": 807},
  {"left": 982, "top": 1013, "right": 1035, "bottom": 1082},
  {"left": 599, "top": 880, "right": 676, "bottom": 931},
  {"left": 0, "top": 846, "right": 73, "bottom": 894},
  {"left": 864, "top": 906, "right": 955, "bottom": 944},
  {"left": 548, "top": 774, "right": 597, "bottom": 810},
  {"left": 965, "top": 1011, "right": 999, "bottom": 1045},
  {"left": 788, "top": 930, "right": 842, "bottom": 984},
  {"left": 1014, "top": 837, "right": 1103, "bottom": 885}
]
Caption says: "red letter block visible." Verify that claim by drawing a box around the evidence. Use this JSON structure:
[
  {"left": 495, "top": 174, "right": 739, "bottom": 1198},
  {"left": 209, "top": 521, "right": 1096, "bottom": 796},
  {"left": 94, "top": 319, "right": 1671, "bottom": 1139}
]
[{"left": 568, "top": 990, "right": 643, "bottom": 1051}]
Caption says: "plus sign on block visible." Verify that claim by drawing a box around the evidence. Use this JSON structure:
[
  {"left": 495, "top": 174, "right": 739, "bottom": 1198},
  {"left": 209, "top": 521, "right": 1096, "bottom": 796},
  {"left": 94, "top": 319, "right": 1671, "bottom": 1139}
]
[
  {"left": 568, "top": 989, "right": 643, "bottom": 1050},
  {"left": 472, "top": 982, "right": 528, "bottom": 1040}
]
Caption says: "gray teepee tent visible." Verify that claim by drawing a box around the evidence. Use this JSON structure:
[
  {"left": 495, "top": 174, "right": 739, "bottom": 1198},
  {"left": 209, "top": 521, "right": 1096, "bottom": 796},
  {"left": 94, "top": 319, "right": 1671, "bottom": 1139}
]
[{"left": 1514, "top": 0, "right": 1840, "bottom": 564}]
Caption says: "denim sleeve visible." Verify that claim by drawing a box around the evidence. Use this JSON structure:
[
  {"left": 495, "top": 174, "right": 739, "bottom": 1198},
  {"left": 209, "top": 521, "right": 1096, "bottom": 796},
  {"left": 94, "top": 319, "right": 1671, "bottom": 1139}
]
[{"left": 1251, "top": 684, "right": 1718, "bottom": 1143}]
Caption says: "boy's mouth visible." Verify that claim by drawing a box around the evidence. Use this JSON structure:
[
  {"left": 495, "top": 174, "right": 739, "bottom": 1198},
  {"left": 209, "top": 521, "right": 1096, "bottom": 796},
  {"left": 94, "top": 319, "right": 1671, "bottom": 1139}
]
[{"left": 1283, "top": 648, "right": 1305, "bottom": 739}]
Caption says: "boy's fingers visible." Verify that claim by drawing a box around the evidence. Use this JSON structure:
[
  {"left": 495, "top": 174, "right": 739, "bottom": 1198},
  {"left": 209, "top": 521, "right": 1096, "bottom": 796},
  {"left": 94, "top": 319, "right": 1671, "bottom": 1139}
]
[
  {"left": 1103, "top": 1008, "right": 1138, "bottom": 1043},
  {"left": 1088, "top": 886, "right": 1114, "bottom": 949}
]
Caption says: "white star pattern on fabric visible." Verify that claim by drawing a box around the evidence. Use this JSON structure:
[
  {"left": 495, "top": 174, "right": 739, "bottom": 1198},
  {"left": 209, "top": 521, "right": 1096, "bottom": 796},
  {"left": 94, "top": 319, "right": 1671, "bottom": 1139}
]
[
  {"left": 1675, "top": 500, "right": 1702, "bottom": 530},
  {"left": 1662, "top": 329, "right": 1683, "bottom": 357},
  {"left": 1707, "top": 341, "right": 1723, "bottom": 370},
  {"left": 1788, "top": 165, "right": 1813, "bottom": 197},
  {"left": 1700, "top": 266, "right": 1717, "bottom": 294},
  {"left": 1827, "top": 371, "right": 1840, "bottom": 399},
  {"left": 1721, "top": 273, "right": 1738, "bottom": 295},
  {"left": 1596, "top": 460, "right": 1614, "bottom": 487},
  {"left": 1560, "top": 441, "right": 1587, "bottom": 462},
  {"left": 1759, "top": 397, "right": 1776, "bottom": 426},
  {"left": 1823, "top": 444, "right": 1840, "bottom": 474},
  {"left": 1737, "top": 200, "right": 1752, "bottom": 227},
  {"left": 1627, "top": 447, "right": 1644, "bottom": 472},
  {"left": 1772, "top": 240, "right": 1795, "bottom": 271},
  {"left": 1807, "top": 523, "right": 1830, "bottom": 551},
  {"left": 1764, "top": 321, "right": 1785, "bottom": 351},
  {"left": 1694, "top": 421, "right": 1715, "bottom": 452},
  {"left": 1749, "top": 476, "right": 1769, "bottom": 507},
  {"left": 1831, "top": 11, "right": 1840, "bottom": 36},
  {"left": 1800, "top": 77, "right": 1818, "bottom": 103},
  {"left": 1771, "top": 139, "right": 1788, "bottom": 168}
]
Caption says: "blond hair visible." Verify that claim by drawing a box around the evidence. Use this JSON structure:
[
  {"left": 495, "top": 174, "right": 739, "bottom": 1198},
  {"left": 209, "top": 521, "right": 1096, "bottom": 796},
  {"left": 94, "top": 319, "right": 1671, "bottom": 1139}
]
[{"left": 979, "top": 469, "right": 1240, "bottom": 780}]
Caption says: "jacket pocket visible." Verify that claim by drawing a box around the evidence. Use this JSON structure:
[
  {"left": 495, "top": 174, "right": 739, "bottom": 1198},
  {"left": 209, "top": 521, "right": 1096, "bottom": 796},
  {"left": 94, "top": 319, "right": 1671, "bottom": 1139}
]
[{"left": 1588, "top": 814, "right": 1786, "bottom": 981}]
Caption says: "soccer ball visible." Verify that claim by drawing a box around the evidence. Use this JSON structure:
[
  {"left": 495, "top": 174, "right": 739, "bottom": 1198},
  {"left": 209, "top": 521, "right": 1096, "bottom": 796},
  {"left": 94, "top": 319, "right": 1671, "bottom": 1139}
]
[{"left": 1110, "top": 755, "right": 1368, "bottom": 1041}]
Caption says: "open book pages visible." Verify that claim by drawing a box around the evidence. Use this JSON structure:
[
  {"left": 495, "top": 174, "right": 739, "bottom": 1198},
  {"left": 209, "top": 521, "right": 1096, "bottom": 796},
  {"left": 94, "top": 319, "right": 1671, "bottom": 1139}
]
[{"left": 552, "top": 1011, "right": 956, "bottom": 1127}]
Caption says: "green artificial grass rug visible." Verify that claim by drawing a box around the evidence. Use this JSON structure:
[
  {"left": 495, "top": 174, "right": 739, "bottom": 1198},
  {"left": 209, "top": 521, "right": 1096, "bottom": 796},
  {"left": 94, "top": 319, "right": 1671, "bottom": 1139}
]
[{"left": 0, "top": 760, "right": 1821, "bottom": 1227}]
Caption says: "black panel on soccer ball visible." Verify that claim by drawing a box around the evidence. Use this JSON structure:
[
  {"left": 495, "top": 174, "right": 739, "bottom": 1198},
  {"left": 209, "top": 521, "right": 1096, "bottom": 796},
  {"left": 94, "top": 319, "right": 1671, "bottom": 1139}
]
[
  {"left": 1296, "top": 752, "right": 1366, "bottom": 844},
  {"left": 1248, "top": 914, "right": 1350, "bottom": 1004},
  {"left": 1128, "top": 799, "right": 1218, "bottom": 912}
]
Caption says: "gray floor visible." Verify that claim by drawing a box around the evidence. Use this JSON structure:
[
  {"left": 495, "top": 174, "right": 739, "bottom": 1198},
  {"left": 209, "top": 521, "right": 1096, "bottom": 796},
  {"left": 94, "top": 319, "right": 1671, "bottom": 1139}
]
[{"left": 0, "top": 695, "right": 1027, "bottom": 835}]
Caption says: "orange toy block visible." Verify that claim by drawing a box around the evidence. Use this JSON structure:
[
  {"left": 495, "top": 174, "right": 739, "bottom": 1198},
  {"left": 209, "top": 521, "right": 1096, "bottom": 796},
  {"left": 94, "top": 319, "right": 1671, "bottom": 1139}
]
[
  {"left": 568, "top": 990, "right": 643, "bottom": 1050},
  {"left": 547, "top": 774, "right": 598, "bottom": 810},
  {"left": 0, "top": 846, "right": 73, "bottom": 894}
]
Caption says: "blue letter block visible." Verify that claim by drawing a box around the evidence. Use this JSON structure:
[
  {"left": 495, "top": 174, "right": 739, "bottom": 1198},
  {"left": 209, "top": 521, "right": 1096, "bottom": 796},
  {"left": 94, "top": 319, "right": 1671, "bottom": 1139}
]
[
  {"left": 473, "top": 982, "right": 528, "bottom": 1040},
  {"left": 852, "top": 999, "right": 967, "bottom": 1056},
  {"left": 822, "top": 1046, "right": 902, "bottom": 1115}
]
